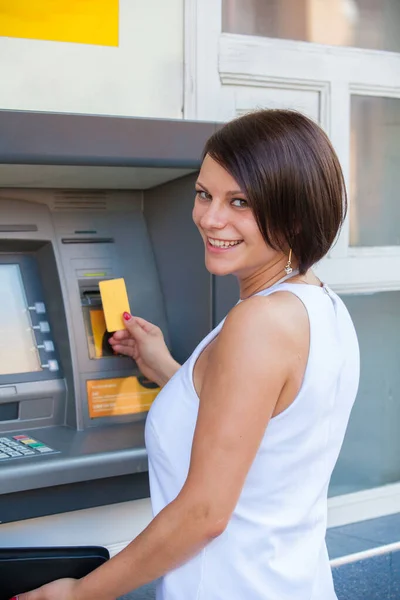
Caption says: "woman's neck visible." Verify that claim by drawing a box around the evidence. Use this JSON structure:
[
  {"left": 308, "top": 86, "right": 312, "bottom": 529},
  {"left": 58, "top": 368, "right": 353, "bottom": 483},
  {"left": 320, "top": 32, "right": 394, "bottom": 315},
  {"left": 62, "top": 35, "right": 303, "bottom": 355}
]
[{"left": 238, "top": 256, "right": 296, "bottom": 299}]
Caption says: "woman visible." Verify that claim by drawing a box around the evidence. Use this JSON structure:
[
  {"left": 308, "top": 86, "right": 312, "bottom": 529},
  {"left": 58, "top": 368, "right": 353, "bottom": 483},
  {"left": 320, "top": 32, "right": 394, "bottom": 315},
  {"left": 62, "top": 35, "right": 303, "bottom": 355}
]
[{"left": 18, "top": 110, "right": 360, "bottom": 600}]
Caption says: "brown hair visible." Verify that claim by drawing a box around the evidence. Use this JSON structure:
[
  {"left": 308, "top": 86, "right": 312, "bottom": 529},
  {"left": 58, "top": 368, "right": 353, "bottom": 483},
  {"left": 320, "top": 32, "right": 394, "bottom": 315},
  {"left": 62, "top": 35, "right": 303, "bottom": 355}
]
[{"left": 203, "top": 110, "right": 347, "bottom": 274}]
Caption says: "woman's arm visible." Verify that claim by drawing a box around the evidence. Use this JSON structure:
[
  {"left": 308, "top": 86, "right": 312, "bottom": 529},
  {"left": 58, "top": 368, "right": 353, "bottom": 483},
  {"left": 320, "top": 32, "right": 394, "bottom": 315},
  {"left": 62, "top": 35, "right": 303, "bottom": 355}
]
[{"left": 21, "top": 292, "right": 308, "bottom": 600}]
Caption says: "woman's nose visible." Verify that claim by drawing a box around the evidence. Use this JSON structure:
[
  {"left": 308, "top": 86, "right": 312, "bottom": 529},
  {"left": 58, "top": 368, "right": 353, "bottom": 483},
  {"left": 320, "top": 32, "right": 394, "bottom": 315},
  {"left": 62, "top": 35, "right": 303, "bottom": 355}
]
[{"left": 200, "top": 200, "right": 227, "bottom": 230}]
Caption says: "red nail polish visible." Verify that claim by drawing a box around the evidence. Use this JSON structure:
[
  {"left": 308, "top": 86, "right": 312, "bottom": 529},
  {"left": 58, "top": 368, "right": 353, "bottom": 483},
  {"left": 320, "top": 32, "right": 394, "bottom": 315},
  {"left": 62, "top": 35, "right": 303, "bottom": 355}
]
[{"left": 123, "top": 312, "right": 131, "bottom": 321}]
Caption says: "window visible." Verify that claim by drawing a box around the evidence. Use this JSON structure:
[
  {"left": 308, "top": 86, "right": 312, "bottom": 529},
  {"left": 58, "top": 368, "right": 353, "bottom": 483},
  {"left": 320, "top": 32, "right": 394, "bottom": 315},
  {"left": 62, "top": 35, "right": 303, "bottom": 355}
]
[
  {"left": 330, "top": 290, "right": 400, "bottom": 496},
  {"left": 222, "top": 0, "right": 400, "bottom": 52},
  {"left": 350, "top": 95, "right": 400, "bottom": 247}
]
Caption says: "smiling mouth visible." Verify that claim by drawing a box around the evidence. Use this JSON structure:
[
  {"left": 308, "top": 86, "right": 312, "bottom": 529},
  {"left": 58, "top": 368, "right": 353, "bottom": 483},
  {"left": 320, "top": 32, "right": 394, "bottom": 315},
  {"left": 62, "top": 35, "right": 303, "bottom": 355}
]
[{"left": 207, "top": 237, "right": 243, "bottom": 248}]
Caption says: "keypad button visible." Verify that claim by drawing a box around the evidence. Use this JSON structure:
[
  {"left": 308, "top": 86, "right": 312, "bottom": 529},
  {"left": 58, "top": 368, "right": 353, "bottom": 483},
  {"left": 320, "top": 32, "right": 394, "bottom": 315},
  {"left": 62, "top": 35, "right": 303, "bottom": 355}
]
[{"left": 0, "top": 435, "right": 56, "bottom": 459}]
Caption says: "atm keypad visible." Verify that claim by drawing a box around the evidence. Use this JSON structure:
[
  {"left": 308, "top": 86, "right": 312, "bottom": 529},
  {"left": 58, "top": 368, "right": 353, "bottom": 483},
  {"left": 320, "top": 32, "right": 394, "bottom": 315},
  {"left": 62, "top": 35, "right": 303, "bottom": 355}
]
[{"left": 0, "top": 435, "right": 57, "bottom": 460}]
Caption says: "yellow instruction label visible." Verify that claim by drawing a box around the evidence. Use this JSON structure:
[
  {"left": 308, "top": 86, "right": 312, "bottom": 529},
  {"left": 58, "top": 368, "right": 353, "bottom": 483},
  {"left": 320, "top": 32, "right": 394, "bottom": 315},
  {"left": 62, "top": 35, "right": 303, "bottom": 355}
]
[{"left": 87, "top": 376, "right": 160, "bottom": 418}]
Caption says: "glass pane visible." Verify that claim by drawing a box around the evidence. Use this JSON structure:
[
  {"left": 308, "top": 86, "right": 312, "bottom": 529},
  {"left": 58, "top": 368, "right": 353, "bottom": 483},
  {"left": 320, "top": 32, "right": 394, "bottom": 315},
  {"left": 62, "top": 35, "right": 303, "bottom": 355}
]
[
  {"left": 350, "top": 95, "right": 400, "bottom": 246},
  {"left": 329, "top": 290, "right": 400, "bottom": 496},
  {"left": 0, "top": 264, "right": 42, "bottom": 375},
  {"left": 222, "top": 0, "right": 400, "bottom": 53}
]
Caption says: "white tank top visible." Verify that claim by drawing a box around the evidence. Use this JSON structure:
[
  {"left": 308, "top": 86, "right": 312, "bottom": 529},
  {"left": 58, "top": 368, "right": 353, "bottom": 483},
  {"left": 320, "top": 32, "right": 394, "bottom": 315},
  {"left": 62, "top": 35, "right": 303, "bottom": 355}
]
[{"left": 145, "top": 280, "right": 360, "bottom": 600}]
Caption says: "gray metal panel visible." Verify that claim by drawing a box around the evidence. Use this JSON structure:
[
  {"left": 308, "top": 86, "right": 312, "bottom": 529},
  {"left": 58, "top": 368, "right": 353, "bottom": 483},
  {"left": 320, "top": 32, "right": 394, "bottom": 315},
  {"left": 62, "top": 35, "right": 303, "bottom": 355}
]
[
  {"left": 0, "top": 197, "right": 54, "bottom": 241},
  {"left": 0, "top": 380, "right": 65, "bottom": 432},
  {"left": 213, "top": 275, "right": 240, "bottom": 326},
  {"left": 0, "top": 423, "right": 148, "bottom": 494},
  {"left": 46, "top": 200, "right": 170, "bottom": 429},
  {"left": 0, "top": 473, "right": 150, "bottom": 523},
  {"left": 108, "top": 209, "right": 170, "bottom": 343},
  {"left": 36, "top": 242, "right": 77, "bottom": 427},
  {"left": 0, "top": 110, "right": 217, "bottom": 168},
  {"left": 144, "top": 175, "right": 212, "bottom": 364}
]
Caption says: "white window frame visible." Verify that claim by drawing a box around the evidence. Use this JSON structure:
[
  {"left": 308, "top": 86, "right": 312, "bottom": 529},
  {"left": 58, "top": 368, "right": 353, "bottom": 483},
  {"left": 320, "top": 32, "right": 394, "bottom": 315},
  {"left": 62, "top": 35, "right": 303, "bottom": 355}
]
[{"left": 184, "top": 0, "right": 400, "bottom": 525}]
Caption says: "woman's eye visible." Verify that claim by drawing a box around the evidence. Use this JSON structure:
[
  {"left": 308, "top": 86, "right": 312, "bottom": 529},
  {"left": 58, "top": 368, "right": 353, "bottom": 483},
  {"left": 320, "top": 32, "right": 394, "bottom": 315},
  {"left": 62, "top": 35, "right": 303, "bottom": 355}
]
[
  {"left": 196, "top": 190, "right": 210, "bottom": 201},
  {"left": 231, "top": 198, "right": 248, "bottom": 208}
]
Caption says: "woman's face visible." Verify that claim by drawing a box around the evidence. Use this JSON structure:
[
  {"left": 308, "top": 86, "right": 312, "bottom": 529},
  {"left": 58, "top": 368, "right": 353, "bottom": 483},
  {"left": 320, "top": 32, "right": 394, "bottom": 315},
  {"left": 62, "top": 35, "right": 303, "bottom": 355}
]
[{"left": 193, "top": 154, "right": 279, "bottom": 278}]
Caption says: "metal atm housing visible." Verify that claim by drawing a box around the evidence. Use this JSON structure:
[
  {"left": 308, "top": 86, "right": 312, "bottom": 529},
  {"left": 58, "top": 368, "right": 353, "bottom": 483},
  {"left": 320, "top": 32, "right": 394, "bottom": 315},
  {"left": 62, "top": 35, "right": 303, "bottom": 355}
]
[{"left": 0, "top": 111, "right": 238, "bottom": 523}]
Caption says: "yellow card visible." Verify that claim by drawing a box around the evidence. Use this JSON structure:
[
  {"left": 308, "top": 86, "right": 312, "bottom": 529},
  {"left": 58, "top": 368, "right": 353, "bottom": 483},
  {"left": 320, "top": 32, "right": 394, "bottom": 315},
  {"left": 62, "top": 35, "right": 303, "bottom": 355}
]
[{"left": 99, "top": 278, "right": 131, "bottom": 332}]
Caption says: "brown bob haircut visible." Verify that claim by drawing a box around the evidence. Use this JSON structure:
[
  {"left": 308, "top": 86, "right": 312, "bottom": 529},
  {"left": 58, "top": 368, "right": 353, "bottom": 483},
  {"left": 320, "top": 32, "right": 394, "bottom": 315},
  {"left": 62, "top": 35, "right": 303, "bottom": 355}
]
[{"left": 203, "top": 110, "right": 347, "bottom": 274}]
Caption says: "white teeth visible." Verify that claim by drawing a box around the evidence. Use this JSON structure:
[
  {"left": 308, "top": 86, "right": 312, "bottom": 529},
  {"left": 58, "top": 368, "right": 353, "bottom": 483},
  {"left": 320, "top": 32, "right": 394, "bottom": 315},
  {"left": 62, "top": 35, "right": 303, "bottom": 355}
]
[{"left": 208, "top": 238, "right": 242, "bottom": 248}]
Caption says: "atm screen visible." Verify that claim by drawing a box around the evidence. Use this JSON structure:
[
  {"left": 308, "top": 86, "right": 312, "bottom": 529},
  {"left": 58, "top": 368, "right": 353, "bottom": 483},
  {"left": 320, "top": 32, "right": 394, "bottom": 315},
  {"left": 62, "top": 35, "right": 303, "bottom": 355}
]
[{"left": 0, "top": 264, "right": 42, "bottom": 375}]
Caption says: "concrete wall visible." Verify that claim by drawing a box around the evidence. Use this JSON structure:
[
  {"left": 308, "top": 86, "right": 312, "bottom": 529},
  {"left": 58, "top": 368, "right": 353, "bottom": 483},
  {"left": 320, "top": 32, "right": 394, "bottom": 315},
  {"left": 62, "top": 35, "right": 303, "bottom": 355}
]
[{"left": 0, "top": 0, "right": 184, "bottom": 119}]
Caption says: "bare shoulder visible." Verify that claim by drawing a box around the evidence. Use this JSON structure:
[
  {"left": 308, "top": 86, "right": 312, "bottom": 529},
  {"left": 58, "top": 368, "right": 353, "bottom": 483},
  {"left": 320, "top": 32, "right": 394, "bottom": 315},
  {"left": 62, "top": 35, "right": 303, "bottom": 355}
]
[
  {"left": 206, "top": 290, "right": 310, "bottom": 402},
  {"left": 221, "top": 290, "right": 309, "bottom": 349}
]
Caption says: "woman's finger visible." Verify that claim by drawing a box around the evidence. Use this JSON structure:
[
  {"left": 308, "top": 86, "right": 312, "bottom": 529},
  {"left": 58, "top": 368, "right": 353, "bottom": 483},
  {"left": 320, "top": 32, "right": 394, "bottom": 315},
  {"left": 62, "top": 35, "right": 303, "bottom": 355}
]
[
  {"left": 112, "top": 344, "right": 133, "bottom": 355},
  {"left": 110, "top": 338, "right": 135, "bottom": 349},
  {"left": 110, "top": 329, "right": 131, "bottom": 342},
  {"left": 113, "top": 343, "right": 138, "bottom": 359},
  {"left": 115, "top": 340, "right": 137, "bottom": 353}
]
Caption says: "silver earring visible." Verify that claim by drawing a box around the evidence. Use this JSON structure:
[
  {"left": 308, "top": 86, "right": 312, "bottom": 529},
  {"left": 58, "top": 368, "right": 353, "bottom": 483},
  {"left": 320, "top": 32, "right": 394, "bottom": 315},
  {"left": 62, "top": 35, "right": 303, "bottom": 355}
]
[{"left": 284, "top": 249, "right": 293, "bottom": 275}]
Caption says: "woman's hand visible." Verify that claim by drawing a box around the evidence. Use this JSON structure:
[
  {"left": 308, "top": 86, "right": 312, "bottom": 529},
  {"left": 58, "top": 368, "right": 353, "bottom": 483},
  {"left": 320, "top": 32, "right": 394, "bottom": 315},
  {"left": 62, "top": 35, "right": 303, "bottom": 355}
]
[
  {"left": 109, "top": 313, "right": 180, "bottom": 387},
  {"left": 12, "top": 578, "right": 80, "bottom": 600}
]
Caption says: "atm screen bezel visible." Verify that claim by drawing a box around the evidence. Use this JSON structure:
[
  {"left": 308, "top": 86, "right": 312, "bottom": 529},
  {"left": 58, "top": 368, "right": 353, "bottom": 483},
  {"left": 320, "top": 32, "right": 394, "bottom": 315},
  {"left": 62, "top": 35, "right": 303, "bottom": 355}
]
[{"left": 0, "top": 253, "right": 63, "bottom": 385}]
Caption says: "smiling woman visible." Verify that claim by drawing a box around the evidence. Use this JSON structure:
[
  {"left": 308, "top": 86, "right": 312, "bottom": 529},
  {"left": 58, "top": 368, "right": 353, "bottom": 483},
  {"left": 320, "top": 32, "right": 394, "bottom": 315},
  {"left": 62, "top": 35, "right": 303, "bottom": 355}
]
[
  {"left": 20, "top": 110, "right": 360, "bottom": 600},
  {"left": 198, "top": 109, "right": 346, "bottom": 276}
]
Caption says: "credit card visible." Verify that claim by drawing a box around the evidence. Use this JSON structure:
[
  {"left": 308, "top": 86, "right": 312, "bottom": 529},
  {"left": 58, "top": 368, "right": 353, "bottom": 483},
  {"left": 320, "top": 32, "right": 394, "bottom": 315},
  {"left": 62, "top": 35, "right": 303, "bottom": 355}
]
[{"left": 99, "top": 278, "right": 131, "bottom": 332}]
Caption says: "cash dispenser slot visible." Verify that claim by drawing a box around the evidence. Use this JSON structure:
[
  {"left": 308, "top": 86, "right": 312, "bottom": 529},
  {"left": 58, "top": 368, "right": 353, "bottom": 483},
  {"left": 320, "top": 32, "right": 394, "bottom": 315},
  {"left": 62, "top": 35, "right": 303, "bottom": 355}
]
[
  {"left": 0, "top": 402, "right": 18, "bottom": 421},
  {"left": 82, "top": 290, "right": 102, "bottom": 306}
]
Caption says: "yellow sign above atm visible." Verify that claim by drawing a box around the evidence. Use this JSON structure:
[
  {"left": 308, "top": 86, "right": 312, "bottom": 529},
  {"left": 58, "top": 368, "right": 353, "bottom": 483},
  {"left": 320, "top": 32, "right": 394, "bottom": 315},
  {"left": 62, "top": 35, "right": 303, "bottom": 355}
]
[
  {"left": 0, "top": 0, "right": 119, "bottom": 46},
  {"left": 87, "top": 376, "right": 159, "bottom": 419}
]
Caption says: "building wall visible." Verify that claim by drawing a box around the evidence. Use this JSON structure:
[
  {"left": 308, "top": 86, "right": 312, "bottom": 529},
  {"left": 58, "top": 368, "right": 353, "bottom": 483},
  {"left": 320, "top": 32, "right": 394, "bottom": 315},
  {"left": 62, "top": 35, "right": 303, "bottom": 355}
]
[{"left": 0, "top": 0, "right": 184, "bottom": 119}]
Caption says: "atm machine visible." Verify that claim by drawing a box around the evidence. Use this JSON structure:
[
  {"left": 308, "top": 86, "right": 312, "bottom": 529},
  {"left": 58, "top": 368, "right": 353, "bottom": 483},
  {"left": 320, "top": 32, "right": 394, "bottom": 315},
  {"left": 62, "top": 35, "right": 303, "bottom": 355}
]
[{"left": 0, "top": 111, "right": 238, "bottom": 540}]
